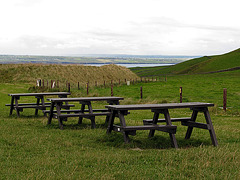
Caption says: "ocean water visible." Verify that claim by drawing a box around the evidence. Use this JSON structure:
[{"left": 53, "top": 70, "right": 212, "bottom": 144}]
[{"left": 85, "top": 63, "right": 174, "bottom": 68}]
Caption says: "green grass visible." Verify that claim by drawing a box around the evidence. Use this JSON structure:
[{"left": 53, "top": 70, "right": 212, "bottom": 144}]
[
  {"left": 130, "top": 48, "right": 240, "bottom": 76},
  {"left": 0, "top": 70, "right": 240, "bottom": 179}
]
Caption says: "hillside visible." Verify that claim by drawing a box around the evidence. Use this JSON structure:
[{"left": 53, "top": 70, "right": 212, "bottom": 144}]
[
  {"left": 131, "top": 48, "right": 240, "bottom": 76},
  {"left": 0, "top": 64, "right": 138, "bottom": 85}
]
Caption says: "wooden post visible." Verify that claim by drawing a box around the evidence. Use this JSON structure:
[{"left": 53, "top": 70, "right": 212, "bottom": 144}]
[
  {"left": 119, "top": 79, "right": 120, "bottom": 85},
  {"left": 51, "top": 80, "right": 53, "bottom": 88},
  {"left": 68, "top": 83, "right": 70, "bottom": 92},
  {"left": 111, "top": 84, "right": 113, "bottom": 96},
  {"left": 78, "top": 82, "right": 80, "bottom": 90},
  {"left": 104, "top": 80, "right": 106, "bottom": 88},
  {"left": 95, "top": 81, "right": 97, "bottom": 87},
  {"left": 223, "top": 88, "right": 227, "bottom": 111},
  {"left": 140, "top": 86, "right": 143, "bottom": 99},
  {"left": 87, "top": 83, "right": 89, "bottom": 95},
  {"left": 180, "top": 87, "right": 182, "bottom": 103}
]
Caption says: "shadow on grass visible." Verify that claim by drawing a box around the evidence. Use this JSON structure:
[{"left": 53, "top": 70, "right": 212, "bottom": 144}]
[
  {"left": 96, "top": 133, "right": 213, "bottom": 150},
  {"left": 45, "top": 122, "right": 108, "bottom": 130}
]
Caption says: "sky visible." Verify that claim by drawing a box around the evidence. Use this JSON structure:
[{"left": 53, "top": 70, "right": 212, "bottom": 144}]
[{"left": 0, "top": 0, "right": 240, "bottom": 56}]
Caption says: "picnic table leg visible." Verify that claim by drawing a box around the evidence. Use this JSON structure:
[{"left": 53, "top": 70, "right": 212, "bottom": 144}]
[
  {"left": 107, "top": 110, "right": 116, "bottom": 134},
  {"left": 35, "top": 97, "right": 40, "bottom": 116},
  {"left": 78, "top": 104, "right": 86, "bottom": 125},
  {"left": 56, "top": 103, "right": 64, "bottom": 130},
  {"left": 162, "top": 109, "right": 178, "bottom": 148},
  {"left": 148, "top": 112, "right": 160, "bottom": 138},
  {"left": 14, "top": 96, "right": 20, "bottom": 117},
  {"left": 9, "top": 96, "right": 14, "bottom": 115},
  {"left": 164, "top": 109, "right": 178, "bottom": 148},
  {"left": 47, "top": 102, "right": 55, "bottom": 125},
  {"left": 105, "top": 100, "right": 120, "bottom": 124},
  {"left": 203, "top": 108, "right": 218, "bottom": 146},
  {"left": 185, "top": 109, "right": 198, "bottom": 139},
  {"left": 87, "top": 103, "right": 96, "bottom": 129},
  {"left": 119, "top": 111, "right": 130, "bottom": 143}
]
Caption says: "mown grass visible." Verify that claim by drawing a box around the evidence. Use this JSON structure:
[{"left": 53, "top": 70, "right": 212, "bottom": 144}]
[{"left": 0, "top": 70, "right": 240, "bottom": 179}]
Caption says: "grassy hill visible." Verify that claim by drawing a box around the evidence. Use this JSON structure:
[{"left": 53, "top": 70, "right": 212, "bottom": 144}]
[
  {"left": 131, "top": 48, "right": 240, "bottom": 76},
  {"left": 0, "top": 64, "right": 138, "bottom": 85}
]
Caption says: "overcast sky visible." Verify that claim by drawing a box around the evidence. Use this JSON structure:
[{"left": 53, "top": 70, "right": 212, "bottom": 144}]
[{"left": 0, "top": 0, "right": 239, "bottom": 56}]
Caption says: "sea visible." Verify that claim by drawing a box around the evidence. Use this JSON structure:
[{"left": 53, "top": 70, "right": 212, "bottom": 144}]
[{"left": 85, "top": 63, "right": 174, "bottom": 68}]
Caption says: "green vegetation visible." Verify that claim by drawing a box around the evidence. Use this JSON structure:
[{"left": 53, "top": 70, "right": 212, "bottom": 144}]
[
  {"left": 131, "top": 48, "right": 240, "bottom": 76},
  {"left": 0, "top": 68, "right": 240, "bottom": 179},
  {"left": 0, "top": 64, "right": 138, "bottom": 86}
]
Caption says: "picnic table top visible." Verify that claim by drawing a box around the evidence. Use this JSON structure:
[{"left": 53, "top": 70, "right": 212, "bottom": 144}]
[
  {"left": 8, "top": 92, "right": 71, "bottom": 97},
  {"left": 47, "top": 96, "right": 124, "bottom": 102},
  {"left": 105, "top": 102, "right": 214, "bottom": 111}
]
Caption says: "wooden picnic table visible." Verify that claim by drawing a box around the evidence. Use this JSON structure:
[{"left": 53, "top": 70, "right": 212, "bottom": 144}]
[
  {"left": 106, "top": 102, "right": 218, "bottom": 148},
  {"left": 6, "top": 92, "right": 72, "bottom": 117},
  {"left": 47, "top": 97, "right": 124, "bottom": 129}
]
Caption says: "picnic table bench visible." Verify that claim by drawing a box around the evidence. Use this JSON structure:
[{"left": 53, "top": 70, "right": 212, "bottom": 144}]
[
  {"left": 47, "top": 97, "right": 124, "bottom": 129},
  {"left": 6, "top": 92, "right": 73, "bottom": 117},
  {"left": 106, "top": 102, "right": 218, "bottom": 148}
]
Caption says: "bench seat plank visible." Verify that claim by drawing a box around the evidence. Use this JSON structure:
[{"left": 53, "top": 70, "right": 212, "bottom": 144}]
[
  {"left": 5, "top": 102, "right": 51, "bottom": 106},
  {"left": 58, "top": 112, "right": 111, "bottom": 118},
  {"left": 143, "top": 117, "right": 191, "bottom": 125}
]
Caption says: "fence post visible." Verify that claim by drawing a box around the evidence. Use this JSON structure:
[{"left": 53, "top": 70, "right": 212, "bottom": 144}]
[
  {"left": 223, "top": 88, "right": 227, "bottom": 111},
  {"left": 68, "top": 83, "right": 70, "bottom": 92},
  {"left": 111, "top": 84, "right": 113, "bottom": 96},
  {"left": 78, "top": 82, "right": 80, "bottom": 90},
  {"left": 87, "top": 83, "right": 89, "bottom": 95},
  {"left": 140, "top": 86, "right": 143, "bottom": 99},
  {"left": 180, "top": 87, "right": 182, "bottom": 103}
]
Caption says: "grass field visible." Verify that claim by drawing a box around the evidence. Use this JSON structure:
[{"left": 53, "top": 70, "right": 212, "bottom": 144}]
[
  {"left": 130, "top": 48, "right": 240, "bottom": 76},
  {"left": 0, "top": 70, "right": 240, "bottom": 179}
]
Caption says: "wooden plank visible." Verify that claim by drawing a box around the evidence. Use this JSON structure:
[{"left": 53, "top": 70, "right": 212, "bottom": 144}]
[
  {"left": 106, "top": 102, "right": 214, "bottom": 111},
  {"left": 59, "top": 112, "right": 111, "bottom": 118},
  {"left": 47, "top": 97, "right": 124, "bottom": 102},
  {"left": 123, "top": 125, "right": 177, "bottom": 131},
  {"left": 143, "top": 117, "right": 191, "bottom": 125},
  {"left": 43, "top": 108, "right": 108, "bottom": 114},
  {"left": 5, "top": 102, "right": 52, "bottom": 106},
  {"left": 8, "top": 92, "right": 71, "bottom": 96},
  {"left": 181, "top": 121, "right": 210, "bottom": 129},
  {"left": 14, "top": 105, "right": 51, "bottom": 109}
]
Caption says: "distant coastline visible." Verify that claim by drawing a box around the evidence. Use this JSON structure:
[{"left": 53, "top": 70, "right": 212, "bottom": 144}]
[{"left": 0, "top": 54, "right": 199, "bottom": 65}]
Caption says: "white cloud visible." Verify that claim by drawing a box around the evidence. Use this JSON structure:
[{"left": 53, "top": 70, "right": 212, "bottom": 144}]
[{"left": 0, "top": 0, "right": 239, "bottom": 55}]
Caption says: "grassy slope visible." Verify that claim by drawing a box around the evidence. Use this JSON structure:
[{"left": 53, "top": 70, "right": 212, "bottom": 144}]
[
  {"left": 0, "top": 70, "right": 240, "bottom": 179},
  {"left": 131, "top": 48, "right": 240, "bottom": 76},
  {"left": 0, "top": 64, "right": 138, "bottom": 86}
]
